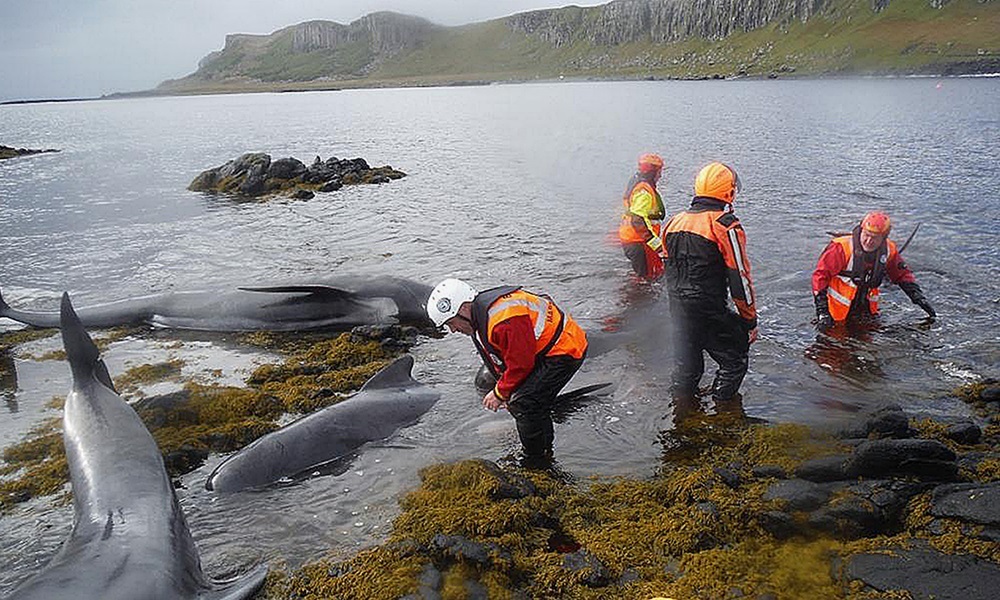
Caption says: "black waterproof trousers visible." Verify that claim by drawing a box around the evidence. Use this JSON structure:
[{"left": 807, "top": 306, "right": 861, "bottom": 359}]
[
  {"left": 506, "top": 354, "right": 584, "bottom": 460},
  {"left": 670, "top": 307, "right": 749, "bottom": 403},
  {"left": 622, "top": 243, "right": 648, "bottom": 278}
]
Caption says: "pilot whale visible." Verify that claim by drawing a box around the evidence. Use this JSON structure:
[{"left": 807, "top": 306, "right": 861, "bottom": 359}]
[
  {"left": 206, "top": 354, "right": 439, "bottom": 493},
  {"left": 6, "top": 294, "right": 268, "bottom": 600},
  {"left": 0, "top": 276, "right": 432, "bottom": 332}
]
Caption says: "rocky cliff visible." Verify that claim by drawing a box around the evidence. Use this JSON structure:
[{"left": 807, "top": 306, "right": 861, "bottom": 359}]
[{"left": 158, "top": 0, "right": 998, "bottom": 93}]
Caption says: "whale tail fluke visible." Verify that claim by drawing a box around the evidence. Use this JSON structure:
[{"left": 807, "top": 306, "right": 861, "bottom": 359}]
[
  {"left": 59, "top": 292, "right": 116, "bottom": 392},
  {"left": 198, "top": 564, "right": 269, "bottom": 600}
]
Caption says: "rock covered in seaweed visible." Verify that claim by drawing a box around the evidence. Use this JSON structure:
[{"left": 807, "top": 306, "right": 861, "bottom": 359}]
[
  {"left": 187, "top": 152, "right": 405, "bottom": 199},
  {"left": 0, "top": 145, "right": 60, "bottom": 160}
]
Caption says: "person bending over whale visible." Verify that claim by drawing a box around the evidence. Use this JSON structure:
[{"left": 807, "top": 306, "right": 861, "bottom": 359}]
[{"left": 428, "top": 278, "right": 588, "bottom": 468}]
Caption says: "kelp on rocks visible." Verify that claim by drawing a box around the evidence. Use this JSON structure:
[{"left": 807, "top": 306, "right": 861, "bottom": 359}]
[
  {"left": 263, "top": 401, "right": 1000, "bottom": 600},
  {"left": 0, "top": 332, "right": 398, "bottom": 511}
]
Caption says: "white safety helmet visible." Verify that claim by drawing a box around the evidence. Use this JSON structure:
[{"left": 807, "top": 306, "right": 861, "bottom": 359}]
[{"left": 427, "top": 278, "right": 478, "bottom": 327}]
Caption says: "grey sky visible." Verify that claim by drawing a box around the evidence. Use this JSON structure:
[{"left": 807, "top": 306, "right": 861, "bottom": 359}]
[{"left": 0, "top": 1, "right": 605, "bottom": 102}]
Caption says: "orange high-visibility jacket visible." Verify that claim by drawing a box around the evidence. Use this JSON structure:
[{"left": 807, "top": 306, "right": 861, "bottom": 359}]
[
  {"left": 822, "top": 235, "right": 900, "bottom": 322},
  {"left": 619, "top": 176, "right": 664, "bottom": 250},
  {"left": 471, "top": 286, "right": 588, "bottom": 372}
]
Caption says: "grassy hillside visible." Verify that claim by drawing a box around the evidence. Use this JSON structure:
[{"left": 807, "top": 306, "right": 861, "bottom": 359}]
[{"left": 156, "top": 0, "right": 1000, "bottom": 95}]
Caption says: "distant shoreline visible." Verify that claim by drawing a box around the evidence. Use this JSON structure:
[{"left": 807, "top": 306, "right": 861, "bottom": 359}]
[{"left": 3, "top": 70, "right": 999, "bottom": 106}]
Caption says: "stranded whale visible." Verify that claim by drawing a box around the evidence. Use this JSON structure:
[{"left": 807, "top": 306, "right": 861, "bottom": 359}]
[
  {"left": 6, "top": 294, "right": 268, "bottom": 600},
  {"left": 0, "top": 276, "right": 432, "bottom": 331},
  {"left": 206, "top": 354, "right": 439, "bottom": 493}
]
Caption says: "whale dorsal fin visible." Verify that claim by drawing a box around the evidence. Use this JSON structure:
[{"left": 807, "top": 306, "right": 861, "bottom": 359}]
[
  {"left": 60, "top": 293, "right": 116, "bottom": 392},
  {"left": 360, "top": 355, "right": 416, "bottom": 391}
]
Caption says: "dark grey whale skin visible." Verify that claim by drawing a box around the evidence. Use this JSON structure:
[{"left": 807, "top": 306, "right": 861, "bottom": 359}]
[
  {"left": 6, "top": 294, "right": 268, "bottom": 600},
  {"left": 206, "top": 354, "right": 439, "bottom": 493},
  {"left": 0, "top": 276, "right": 433, "bottom": 332}
]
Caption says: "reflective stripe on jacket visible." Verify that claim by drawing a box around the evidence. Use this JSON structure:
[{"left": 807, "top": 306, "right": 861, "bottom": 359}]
[
  {"left": 471, "top": 287, "right": 588, "bottom": 374},
  {"left": 619, "top": 177, "right": 664, "bottom": 250},
  {"left": 825, "top": 235, "right": 899, "bottom": 322},
  {"left": 660, "top": 197, "right": 757, "bottom": 328}
]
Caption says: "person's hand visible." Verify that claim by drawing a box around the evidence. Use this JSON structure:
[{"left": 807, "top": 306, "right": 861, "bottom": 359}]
[
  {"left": 916, "top": 299, "right": 936, "bottom": 319},
  {"left": 817, "top": 314, "right": 834, "bottom": 333},
  {"left": 482, "top": 390, "right": 506, "bottom": 412},
  {"left": 747, "top": 327, "right": 759, "bottom": 344}
]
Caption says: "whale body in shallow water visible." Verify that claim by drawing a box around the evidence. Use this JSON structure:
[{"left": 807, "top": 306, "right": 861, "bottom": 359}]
[
  {"left": 206, "top": 354, "right": 439, "bottom": 493},
  {"left": 6, "top": 294, "right": 268, "bottom": 600},
  {"left": 0, "top": 276, "right": 432, "bottom": 332}
]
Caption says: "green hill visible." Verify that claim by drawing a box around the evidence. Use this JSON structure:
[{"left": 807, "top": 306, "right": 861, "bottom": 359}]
[{"left": 157, "top": 0, "right": 1000, "bottom": 94}]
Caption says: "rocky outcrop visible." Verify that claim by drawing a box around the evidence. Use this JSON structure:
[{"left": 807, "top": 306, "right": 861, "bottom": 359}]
[
  {"left": 0, "top": 145, "right": 59, "bottom": 160},
  {"left": 187, "top": 152, "right": 405, "bottom": 200},
  {"left": 291, "top": 13, "right": 440, "bottom": 56}
]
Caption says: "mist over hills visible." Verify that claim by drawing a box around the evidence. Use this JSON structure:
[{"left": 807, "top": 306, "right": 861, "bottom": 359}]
[{"left": 157, "top": 0, "right": 999, "bottom": 94}]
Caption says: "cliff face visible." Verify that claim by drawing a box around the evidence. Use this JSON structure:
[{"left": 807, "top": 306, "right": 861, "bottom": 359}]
[
  {"left": 289, "top": 12, "right": 439, "bottom": 56},
  {"left": 509, "top": 0, "right": 832, "bottom": 45},
  {"left": 163, "top": 0, "right": 998, "bottom": 91}
]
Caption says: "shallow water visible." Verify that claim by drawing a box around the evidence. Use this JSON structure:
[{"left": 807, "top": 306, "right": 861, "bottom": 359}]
[{"left": 1, "top": 78, "right": 998, "bottom": 591}]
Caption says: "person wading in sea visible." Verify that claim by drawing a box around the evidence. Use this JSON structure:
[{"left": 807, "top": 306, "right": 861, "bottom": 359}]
[
  {"left": 661, "top": 162, "right": 758, "bottom": 419},
  {"left": 619, "top": 153, "right": 666, "bottom": 281},
  {"left": 427, "top": 278, "right": 588, "bottom": 468},
  {"left": 812, "top": 210, "right": 935, "bottom": 332}
]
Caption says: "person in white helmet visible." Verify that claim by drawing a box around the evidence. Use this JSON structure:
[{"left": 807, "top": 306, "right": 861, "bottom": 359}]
[{"left": 427, "top": 278, "right": 588, "bottom": 466}]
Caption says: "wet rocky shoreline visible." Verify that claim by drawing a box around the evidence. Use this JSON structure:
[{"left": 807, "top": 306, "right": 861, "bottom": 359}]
[{"left": 1, "top": 322, "right": 998, "bottom": 598}]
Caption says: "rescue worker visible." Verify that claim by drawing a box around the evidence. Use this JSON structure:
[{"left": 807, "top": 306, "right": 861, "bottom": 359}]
[
  {"left": 427, "top": 278, "right": 588, "bottom": 466},
  {"left": 661, "top": 162, "right": 758, "bottom": 409},
  {"left": 812, "top": 211, "right": 935, "bottom": 331},
  {"left": 619, "top": 153, "right": 666, "bottom": 281}
]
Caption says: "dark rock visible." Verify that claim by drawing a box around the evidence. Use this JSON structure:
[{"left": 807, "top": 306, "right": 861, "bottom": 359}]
[
  {"left": 945, "top": 422, "right": 982, "bottom": 445},
  {"left": 464, "top": 580, "right": 488, "bottom": 600},
  {"left": 187, "top": 168, "right": 220, "bottom": 191},
  {"left": 758, "top": 510, "right": 797, "bottom": 539},
  {"left": 714, "top": 466, "right": 741, "bottom": 488},
  {"left": 417, "top": 562, "right": 442, "bottom": 593},
  {"left": 751, "top": 464, "right": 785, "bottom": 479},
  {"left": 846, "top": 439, "right": 958, "bottom": 480},
  {"left": 837, "top": 404, "right": 912, "bottom": 439},
  {"left": 844, "top": 541, "right": 1000, "bottom": 600},
  {"left": 291, "top": 189, "right": 315, "bottom": 200},
  {"left": 267, "top": 157, "right": 307, "bottom": 180},
  {"left": 472, "top": 459, "right": 536, "bottom": 500},
  {"left": 319, "top": 178, "right": 343, "bottom": 192},
  {"left": 981, "top": 384, "right": 1000, "bottom": 403},
  {"left": 795, "top": 455, "right": 849, "bottom": 482},
  {"left": 162, "top": 443, "right": 209, "bottom": 474},
  {"left": 562, "top": 549, "right": 612, "bottom": 587},
  {"left": 238, "top": 161, "right": 268, "bottom": 196},
  {"left": 430, "top": 534, "right": 510, "bottom": 567},
  {"left": 617, "top": 569, "right": 641, "bottom": 585},
  {"left": 133, "top": 389, "right": 192, "bottom": 413},
  {"left": 0, "top": 145, "right": 60, "bottom": 160},
  {"left": 930, "top": 482, "right": 1000, "bottom": 527},
  {"left": 808, "top": 480, "right": 926, "bottom": 539},
  {"left": 385, "top": 539, "right": 427, "bottom": 557},
  {"left": 763, "top": 479, "right": 835, "bottom": 511}
]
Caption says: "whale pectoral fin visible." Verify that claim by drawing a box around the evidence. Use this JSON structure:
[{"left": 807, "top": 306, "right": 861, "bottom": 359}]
[
  {"left": 199, "top": 563, "right": 269, "bottom": 600},
  {"left": 238, "top": 285, "right": 355, "bottom": 299}
]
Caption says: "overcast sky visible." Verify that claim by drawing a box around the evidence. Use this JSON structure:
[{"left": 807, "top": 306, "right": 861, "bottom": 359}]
[{"left": 0, "top": 1, "right": 606, "bottom": 102}]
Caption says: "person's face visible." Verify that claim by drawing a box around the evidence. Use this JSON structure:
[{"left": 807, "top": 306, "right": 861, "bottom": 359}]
[
  {"left": 859, "top": 229, "right": 887, "bottom": 252},
  {"left": 444, "top": 303, "right": 474, "bottom": 335}
]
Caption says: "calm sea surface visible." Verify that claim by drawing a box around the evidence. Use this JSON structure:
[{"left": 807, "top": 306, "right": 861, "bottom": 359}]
[{"left": 1, "top": 79, "right": 998, "bottom": 591}]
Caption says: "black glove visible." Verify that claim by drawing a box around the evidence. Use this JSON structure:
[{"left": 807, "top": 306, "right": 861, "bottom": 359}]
[
  {"left": 899, "top": 281, "right": 936, "bottom": 319},
  {"left": 916, "top": 298, "right": 936, "bottom": 319},
  {"left": 813, "top": 290, "right": 834, "bottom": 332}
]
